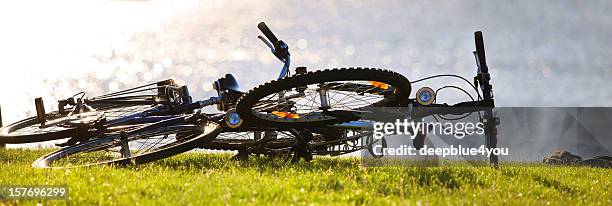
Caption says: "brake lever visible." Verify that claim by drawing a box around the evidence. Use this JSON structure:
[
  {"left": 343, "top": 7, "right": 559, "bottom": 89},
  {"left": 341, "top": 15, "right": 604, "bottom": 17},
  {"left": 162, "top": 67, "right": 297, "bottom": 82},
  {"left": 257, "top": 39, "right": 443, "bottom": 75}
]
[{"left": 258, "top": 35, "right": 275, "bottom": 52}]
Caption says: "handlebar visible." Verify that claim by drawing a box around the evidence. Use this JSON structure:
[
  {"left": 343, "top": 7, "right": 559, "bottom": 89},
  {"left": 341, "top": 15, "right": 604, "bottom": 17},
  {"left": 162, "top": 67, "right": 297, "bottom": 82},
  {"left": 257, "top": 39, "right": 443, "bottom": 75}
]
[
  {"left": 473, "top": 31, "right": 494, "bottom": 107},
  {"left": 257, "top": 22, "right": 291, "bottom": 78},
  {"left": 474, "top": 31, "right": 488, "bottom": 72},
  {"left": 257, "top": 22, "right": 289, "bottom": 60},
  {"left": 257, "top": 22, "right": 279, "bottom": 45}
]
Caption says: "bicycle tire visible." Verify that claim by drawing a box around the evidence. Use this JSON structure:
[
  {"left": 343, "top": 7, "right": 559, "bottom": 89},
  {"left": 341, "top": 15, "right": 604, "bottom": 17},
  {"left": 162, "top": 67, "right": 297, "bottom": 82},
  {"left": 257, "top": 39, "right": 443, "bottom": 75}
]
[
  {"left": 0, "top": 104, "right": 154, "bottom": 144},
  {"left": 33, "top": 121, "right": 221, "bottom": 168},
  {"left": 236, "top": 68, "right": 411, "bottom": 128}
]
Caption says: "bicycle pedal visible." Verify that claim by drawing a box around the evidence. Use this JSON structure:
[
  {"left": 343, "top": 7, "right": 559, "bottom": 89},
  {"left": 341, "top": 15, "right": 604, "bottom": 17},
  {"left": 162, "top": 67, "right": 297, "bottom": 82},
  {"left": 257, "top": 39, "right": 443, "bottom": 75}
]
[{"left": 291, "top": 148, "right": 313, "bottom": 163}]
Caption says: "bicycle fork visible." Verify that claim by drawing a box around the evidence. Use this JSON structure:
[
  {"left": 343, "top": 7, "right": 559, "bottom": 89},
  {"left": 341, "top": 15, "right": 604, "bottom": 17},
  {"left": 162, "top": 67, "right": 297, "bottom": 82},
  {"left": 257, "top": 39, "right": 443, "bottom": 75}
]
[{"left": 483, "top": 108, "right": 499, "bottom": 167}]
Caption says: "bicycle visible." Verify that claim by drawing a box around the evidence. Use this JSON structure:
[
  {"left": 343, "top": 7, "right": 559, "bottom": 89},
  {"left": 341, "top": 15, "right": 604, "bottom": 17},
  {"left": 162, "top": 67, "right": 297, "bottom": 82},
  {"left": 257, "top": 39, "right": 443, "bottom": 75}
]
[
  {"left": 0, "top": 79, "right": 194, "bottom": 144},
  {"left": 28, "top": 22, "right": 412, "bottom": 168},
  {"left": 231, "top": 26, "right": 499, "bottom": 166},
  {"left": 172, "top": 23, "right": 498, "bottom": 166},
  {"left": 0, "top": 21, "right": 498, "bottom": 167}
]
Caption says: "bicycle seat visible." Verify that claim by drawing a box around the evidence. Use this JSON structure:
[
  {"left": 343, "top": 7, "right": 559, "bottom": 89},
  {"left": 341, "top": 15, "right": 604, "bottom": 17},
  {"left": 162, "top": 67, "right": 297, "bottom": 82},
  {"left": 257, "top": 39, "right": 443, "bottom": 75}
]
[{"left": 213, "top": 74, "right": 241, "bottom": 93}]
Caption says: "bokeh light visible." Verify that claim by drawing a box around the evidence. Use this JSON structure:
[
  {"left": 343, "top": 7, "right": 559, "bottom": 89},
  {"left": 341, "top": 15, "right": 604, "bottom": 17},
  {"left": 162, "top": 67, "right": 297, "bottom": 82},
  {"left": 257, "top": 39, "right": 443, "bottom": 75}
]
[{"left": 1, "top": 0, "right": 611, "bottom": 125}]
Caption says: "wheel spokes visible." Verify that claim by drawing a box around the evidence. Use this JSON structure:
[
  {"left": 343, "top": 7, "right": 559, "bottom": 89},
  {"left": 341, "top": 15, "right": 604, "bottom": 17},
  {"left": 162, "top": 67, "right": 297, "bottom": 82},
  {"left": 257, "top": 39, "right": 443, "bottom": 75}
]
[{"left": 252, "top": 81, "right": 387, "bottom": 121}]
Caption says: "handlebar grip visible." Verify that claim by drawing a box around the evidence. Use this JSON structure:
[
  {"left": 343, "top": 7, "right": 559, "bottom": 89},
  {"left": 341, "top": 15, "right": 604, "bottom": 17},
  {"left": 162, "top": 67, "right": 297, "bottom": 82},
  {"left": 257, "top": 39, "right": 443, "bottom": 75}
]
[
  {"left": 474, "top": 31, "right": 488, "bottom": 70},
  {"left": 258, "top": 22, "right": 279, "bottom": 44}
]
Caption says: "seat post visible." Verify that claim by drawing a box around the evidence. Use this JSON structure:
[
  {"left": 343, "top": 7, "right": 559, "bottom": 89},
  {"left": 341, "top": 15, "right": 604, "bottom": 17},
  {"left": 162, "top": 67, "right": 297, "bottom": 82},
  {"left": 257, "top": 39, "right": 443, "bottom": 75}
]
[{"left": 35, "top": 98, "right": 46, "bottom": 126}]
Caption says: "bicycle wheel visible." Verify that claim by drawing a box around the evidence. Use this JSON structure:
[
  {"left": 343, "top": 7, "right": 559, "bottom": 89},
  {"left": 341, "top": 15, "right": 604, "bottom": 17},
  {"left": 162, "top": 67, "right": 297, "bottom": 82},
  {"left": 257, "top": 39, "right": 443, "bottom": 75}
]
[
  {"left": 202, "top": 131, "right": 296, "bottom": 153},
  {"left": 202, "top": 129, "right": 377, "bottom": 157},
  {"left": 0, "top": 104, "right": 153, "bottom": 144},
  {"left": 32, "top": 121, "right": 220, "bottom": 168},
  {"left": 236, "top": 68, "right": 411, "bottom": 128}
]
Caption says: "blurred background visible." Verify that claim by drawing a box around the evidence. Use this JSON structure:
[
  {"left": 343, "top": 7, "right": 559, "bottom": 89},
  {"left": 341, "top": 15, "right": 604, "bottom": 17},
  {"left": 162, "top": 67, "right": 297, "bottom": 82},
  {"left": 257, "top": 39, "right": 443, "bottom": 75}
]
[{"left": 1, "top": 0, "right": 611, "bottom": 125}]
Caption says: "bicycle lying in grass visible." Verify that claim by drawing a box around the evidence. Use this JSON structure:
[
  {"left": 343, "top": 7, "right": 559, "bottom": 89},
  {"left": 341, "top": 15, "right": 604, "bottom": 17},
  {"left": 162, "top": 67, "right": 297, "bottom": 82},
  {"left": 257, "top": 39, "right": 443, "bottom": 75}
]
[
  {"left": 192, "top": 23, "right": 498, "bottom": 165},
  {"left": 0, "top": 22, "right": 499, "bottom": 168}
]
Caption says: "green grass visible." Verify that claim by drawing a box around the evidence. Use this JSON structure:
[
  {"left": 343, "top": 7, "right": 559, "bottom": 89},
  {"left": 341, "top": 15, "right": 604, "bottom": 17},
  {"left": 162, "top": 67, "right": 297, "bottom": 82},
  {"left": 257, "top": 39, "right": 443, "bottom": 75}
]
[{"left": 0, "top": 148, "right": 611, "bottom": 205}]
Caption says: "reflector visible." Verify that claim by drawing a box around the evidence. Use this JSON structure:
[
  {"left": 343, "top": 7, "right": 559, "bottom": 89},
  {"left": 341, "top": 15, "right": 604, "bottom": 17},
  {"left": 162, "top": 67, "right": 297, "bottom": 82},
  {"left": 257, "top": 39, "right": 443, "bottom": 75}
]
[
  {"left": 272, "top": 111, "right": 300, "bottom": 119},
  {"left": 369, "top": 81, "right": 389, "bottom": 89},
  {"left": 416, "top": 87, "right": 435, "bottom": 105}
]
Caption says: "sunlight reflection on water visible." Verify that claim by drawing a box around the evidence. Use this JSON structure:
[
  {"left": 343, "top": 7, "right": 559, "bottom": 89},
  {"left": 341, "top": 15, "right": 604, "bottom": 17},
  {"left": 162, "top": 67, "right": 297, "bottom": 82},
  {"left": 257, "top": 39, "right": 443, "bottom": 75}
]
[{"left": 1, "top": 0, "right": 612, "bottom": 126}]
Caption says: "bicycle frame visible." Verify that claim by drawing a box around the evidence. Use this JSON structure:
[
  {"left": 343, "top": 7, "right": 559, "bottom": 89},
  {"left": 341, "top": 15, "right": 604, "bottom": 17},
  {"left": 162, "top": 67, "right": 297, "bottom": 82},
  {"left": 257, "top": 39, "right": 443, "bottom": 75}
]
[{"left": 279, "top": 56, "right": 291, "bottom": 79}]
